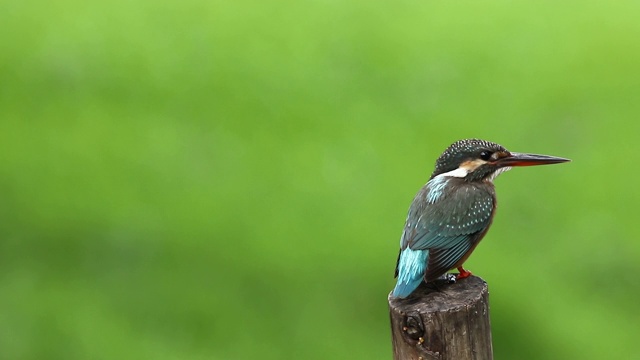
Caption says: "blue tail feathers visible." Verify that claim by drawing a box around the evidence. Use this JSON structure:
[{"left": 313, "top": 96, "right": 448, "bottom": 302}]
[{"left": 392, "top": 248, "right": 428, "bottom": 298}]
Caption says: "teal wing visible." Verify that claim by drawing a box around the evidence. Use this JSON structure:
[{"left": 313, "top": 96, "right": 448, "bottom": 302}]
[{"left": 399, "top": 179, "right": 495, "bottom": 281}]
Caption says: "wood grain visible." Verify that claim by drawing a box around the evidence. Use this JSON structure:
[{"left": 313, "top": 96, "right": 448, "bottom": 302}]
[{"left": 388, "top": 275, "right": 493, "bottom": 360}]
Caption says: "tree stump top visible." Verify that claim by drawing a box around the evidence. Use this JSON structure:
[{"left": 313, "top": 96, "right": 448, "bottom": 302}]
[
  {"left": 388, "top": 275, "right": 492, "bottom": 360},
  {"left": 388, "top": 275, "right": 488, "bottom": 313}
]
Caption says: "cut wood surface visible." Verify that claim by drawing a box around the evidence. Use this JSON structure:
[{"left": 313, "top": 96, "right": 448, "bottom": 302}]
[{"left": 388, "top": 275, "right": 492, "bottom": 360}]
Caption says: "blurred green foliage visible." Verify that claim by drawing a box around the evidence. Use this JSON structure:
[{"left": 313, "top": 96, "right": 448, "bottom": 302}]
[{"left": 1, "top": 0, "right": 639, "bottom": 359}]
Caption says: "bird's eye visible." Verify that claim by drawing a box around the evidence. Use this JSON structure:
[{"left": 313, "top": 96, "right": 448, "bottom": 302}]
[{"left": 480, "top": 151, "right": 492, "bottom": 160}]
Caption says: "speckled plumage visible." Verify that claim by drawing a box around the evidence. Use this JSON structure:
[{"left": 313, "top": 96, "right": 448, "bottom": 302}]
[
  {"left": 392, "top": 176, "right": 496, "bottom": 298},
  {"left": 392, "top": 139, "right": 569, "bottom": 298},
  {"left": 432, "top": 140, "right": 506, "bottom": 177}
]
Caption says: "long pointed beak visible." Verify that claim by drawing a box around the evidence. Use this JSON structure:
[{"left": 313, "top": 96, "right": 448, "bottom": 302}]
[{"left": 497, "top": 152, "right": 571, "bottom": 167}]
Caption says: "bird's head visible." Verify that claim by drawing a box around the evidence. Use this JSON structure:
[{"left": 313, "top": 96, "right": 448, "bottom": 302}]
[{"left": 430, "top": 139, "right": 570, "bottom": 182}]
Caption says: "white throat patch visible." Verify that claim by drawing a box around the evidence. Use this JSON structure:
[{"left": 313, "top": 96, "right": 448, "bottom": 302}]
[
  {"left": 433, "top": 164, "right": 512, "bottom": 183},
  {"left": 426, "top": 167, "right": 468, "bottom": 203},
  {"left": 487, "top": 166, "right": 512, "bottom": 182},
  {"left": 434, "top": 167, "right": 468, "bottom": 179}
]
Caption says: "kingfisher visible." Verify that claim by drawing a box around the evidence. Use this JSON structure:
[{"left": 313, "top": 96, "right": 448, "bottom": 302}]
[{"left": 392, "top": 139, "right": 570, "bottom": 298}]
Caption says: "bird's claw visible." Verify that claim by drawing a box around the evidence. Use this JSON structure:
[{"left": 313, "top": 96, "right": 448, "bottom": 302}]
[{"left": 456, "top": 267, "right": 472, "bottom": 280}]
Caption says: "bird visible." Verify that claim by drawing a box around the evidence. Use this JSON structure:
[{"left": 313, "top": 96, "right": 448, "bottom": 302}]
[{"left": 392, "top": 139, "right": 570, "bottom": 298}]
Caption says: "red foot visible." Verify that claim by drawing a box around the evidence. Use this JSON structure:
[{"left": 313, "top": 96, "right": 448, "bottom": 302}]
[{"left": 456, "top": 267, "right": 472, "bottom": 280}]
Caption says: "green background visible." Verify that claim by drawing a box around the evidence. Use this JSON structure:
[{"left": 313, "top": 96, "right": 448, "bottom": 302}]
[{"left": 1, "top": 0, "right": 639, "bottom": 359}]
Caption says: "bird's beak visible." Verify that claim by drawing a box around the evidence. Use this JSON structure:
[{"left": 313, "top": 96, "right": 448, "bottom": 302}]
[{"left": 497, "top": 152, "right": 571, "bottom": 167}]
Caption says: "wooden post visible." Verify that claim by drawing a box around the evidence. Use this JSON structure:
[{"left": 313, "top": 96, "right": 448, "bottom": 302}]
[{"left": 388, "top": 275, "right": 493, "bottom": 360}]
